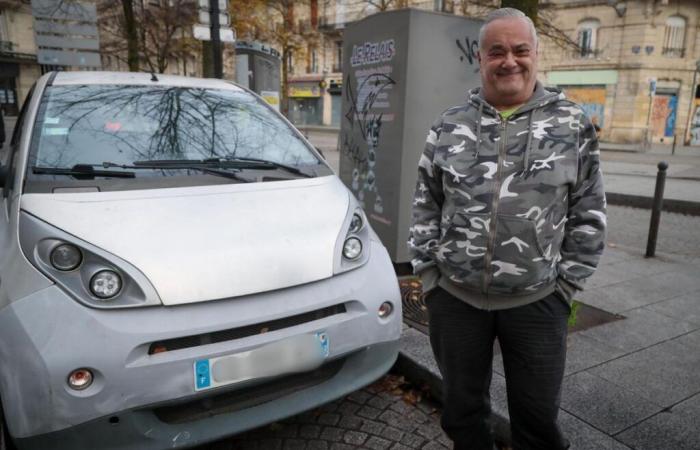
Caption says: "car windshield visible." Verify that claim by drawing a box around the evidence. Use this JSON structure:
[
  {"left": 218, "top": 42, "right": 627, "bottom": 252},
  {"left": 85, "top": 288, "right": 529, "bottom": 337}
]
[{"left": 26, "top": 84, "right": 325, "bottom": 191}]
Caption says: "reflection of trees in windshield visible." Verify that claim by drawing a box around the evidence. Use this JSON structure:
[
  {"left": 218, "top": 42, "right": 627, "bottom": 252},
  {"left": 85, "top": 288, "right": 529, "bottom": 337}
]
[{"left": 34, "top": 85, "right": 318, "bottom": 169}]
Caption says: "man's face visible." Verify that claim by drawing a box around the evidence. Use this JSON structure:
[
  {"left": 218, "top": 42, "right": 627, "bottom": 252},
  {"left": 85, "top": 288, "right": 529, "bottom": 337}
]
[{"left": 477, "top": 17, "right": 538, "bottom": 109}]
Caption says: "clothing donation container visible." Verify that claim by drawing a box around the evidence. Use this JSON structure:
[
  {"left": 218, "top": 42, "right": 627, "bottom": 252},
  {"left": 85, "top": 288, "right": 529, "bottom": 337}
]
[{"left": 339, "top": 8, "right": 483, "bottom": 263}]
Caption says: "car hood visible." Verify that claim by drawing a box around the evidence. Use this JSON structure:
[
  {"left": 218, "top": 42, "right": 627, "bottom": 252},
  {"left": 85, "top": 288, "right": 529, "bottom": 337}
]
[{"left": 20, "top": 176, "right": 350, "bottom": 305}]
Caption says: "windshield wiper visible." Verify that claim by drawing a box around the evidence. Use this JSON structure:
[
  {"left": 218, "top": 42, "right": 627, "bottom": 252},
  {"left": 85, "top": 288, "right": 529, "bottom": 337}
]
[
  {"left": 100, "top": 161, "right": 248, "bottom": 182},
  {"left": 33, "top": 165, "right": 135, "bottom": 179},
  {"left": 209, "top": 157, "right": 313, "bottom": 178},
  {"left": 134, "top": 158, "right": 313, "bottom": 178}
]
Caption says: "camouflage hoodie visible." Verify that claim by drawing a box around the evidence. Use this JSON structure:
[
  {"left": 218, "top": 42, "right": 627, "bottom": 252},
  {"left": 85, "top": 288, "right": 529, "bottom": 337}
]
[{"left": 408, "top": 82, "right": 606, "bottom": 310}]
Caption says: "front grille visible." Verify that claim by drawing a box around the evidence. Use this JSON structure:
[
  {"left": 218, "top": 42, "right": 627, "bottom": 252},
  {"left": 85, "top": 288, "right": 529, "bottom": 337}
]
[
  {"left": 148, "top": 303, "right": 346, "bottom": 354},
  {"left": 152, "top": 356, "right": 346, "bottom": 424}
]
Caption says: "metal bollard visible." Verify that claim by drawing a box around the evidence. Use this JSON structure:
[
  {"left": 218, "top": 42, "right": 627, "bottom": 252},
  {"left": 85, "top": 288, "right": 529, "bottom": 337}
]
[{"left": 645, "top": 161, "right": 668, "bottom": 258}]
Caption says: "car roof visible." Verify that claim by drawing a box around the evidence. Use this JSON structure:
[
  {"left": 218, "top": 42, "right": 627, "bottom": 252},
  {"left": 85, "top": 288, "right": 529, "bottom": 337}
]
[{"left": 51, "top": 71, "right": 245, "bottom": 91}]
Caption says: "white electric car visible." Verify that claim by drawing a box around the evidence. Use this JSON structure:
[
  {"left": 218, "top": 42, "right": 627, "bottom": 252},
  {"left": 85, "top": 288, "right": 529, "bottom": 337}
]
[{"left": 0, "top": 71, "right": 401, "bottom": 449}]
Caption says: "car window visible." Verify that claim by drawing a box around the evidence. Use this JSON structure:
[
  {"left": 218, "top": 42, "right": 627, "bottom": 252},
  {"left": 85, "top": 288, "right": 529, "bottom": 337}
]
[{"left": 25, "top": 84, "right": 327, "bottom": 191}]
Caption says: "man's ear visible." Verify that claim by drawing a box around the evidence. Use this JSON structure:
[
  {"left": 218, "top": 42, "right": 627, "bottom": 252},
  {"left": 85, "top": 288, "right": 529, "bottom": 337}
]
[{"left": 477, "top": 50, "right": 482, "bottom": 65}]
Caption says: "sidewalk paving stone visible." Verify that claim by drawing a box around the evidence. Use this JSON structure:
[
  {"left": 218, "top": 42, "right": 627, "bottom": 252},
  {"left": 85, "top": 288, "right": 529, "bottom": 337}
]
[
  {"left": 577, "top": 307, "right": 697, "bottom": 353},
  {"left": 588, "top": 335, "right": 700, "bottom": 408},
  {"left": 558, "top": 411, "right": 632, "bottom": 450},
  {"left": 584, "top": 261, "right": 644, "bottom": 289},
  {"left": 563, "top": 333, "right": 627, "bottom": 376},
  {"left": 560, "top": 371, "right": 661, "bottom": 434},
  {"left": 577, "top": 272, "right": 693, "bottom": 314},
  {"left": 615, "top": 404, "right": 700, "bottom": 450},
  {"left": 646, "top": 292, "right": 700, "bottom": 326}
]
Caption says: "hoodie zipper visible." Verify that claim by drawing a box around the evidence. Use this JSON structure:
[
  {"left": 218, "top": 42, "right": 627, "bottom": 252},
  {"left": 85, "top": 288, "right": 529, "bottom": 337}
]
[{"left": 481, "top": 116, "right": 507, "bottom": 304}]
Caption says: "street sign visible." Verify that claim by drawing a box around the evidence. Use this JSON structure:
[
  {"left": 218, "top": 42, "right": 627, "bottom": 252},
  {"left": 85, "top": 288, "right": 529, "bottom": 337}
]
[
  {"left": 198, "top": 10, "right": 229, "bottom": 26},
  {"left": 193, "top": 24, "right": 236, "bottom": 42}
]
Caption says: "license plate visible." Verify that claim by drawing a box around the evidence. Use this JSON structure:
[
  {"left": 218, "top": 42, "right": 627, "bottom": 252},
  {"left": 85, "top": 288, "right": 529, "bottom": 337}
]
[{"left": 194, "top": 332, "right": 329, "bottom": 391}]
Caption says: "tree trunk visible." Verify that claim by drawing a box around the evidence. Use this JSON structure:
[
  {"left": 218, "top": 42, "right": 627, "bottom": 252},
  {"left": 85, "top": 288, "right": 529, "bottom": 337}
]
[
  {"left": 121, "top": 0, "right": 140, "bottom": 71},
  {"left": 281, "top": 46, "right": 289, "bottom": 117},
  {"left": 501, "top": 0, "right": 538, "bottom": 25}
]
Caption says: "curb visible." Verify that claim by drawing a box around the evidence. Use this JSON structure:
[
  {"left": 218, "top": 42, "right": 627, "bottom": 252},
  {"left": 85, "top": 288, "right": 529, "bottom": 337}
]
[{"left": 606, "top": 192, "right": 700, "bottom": 216}]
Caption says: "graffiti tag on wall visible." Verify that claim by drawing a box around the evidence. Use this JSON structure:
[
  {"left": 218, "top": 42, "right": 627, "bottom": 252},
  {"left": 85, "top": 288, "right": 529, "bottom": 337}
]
[
  {"left": 456, "top": 37, "right": 479, "bottom": 71},
  {"left": 343, "top": 65, "right": 396, "bottom": 215},
  {"left": 690, "top": 103, "right": 700, "bottom": 145}
]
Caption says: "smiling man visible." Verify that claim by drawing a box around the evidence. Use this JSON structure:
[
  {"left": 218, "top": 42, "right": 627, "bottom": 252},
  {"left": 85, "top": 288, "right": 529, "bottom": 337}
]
[{"left": 408, "top": 8, "right": 606, "bottom": 450}]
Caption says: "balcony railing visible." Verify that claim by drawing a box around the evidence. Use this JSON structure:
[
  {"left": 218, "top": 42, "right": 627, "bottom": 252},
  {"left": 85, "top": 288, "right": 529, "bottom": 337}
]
[
  {"left": 662, "top": 47, "right": 685, "bottom": 58},
  {"left": 318, "top": 17, "right": 347, "bottom": 33},
  {"left": 0, "top": 41, "right": 15, "bottom": 53},
  {"left": 574, "top": 47, "right": 602, "bottom": 59}
]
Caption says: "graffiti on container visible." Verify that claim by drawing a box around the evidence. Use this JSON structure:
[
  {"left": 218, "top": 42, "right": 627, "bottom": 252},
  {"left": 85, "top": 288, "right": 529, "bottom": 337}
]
[
  {"left": 456, "top": 37, "right": 479, "bottom": 68},
  {"left": 343, "top": 72, "right": 395, "bottom": 214}
]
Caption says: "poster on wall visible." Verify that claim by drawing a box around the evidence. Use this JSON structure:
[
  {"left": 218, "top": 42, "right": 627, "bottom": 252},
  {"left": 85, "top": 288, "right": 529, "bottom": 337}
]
[
  {"left": 650, "top": 94, "right": 678, "bottom": 140},
  {"left": 561, "top": 86, "right": 606, "bottom": 129}
]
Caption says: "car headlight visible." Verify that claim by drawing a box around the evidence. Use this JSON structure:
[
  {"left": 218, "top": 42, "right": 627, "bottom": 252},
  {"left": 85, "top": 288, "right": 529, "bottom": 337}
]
[
  {"left": 19, "top": 212, "right": 162, "bottom": 308},
  {"left": 50, "top": 244, "right": 83, "bottom": 271},
  {"left": 90, "top": 270, "right": 123, "bottom": 299},
  {"left": 349, "top": 213, "right": 363, "bottom": 234},
  {"left": 343, "top": 237, "right": 363, "bottom": 260}
]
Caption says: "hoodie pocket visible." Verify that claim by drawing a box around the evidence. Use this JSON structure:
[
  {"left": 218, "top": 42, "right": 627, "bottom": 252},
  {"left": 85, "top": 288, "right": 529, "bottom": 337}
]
[
  {"left": 488, "top": 215, "right": 556, "bottom": 294},
  {"left": 430, "top": 211, "right": 490, "bottom": 289}
]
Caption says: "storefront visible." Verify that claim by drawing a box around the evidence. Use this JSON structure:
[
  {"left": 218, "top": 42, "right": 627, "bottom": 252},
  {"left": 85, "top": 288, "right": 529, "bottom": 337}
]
[
  {"left": 328, "top": 79, "right": 342, "bottom": 127},
  {"left": 546, "top": 70, "right": 617, "bottom": 140},
  {"left": 287, "top": 79, "right": 323, "bottom": 126}
]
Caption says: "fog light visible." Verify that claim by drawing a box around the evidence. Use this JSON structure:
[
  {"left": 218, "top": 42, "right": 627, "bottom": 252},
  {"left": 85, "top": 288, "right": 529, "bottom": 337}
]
[
  {"left": 50, "top": 244, "right": 82, "bottom": 271},
  {"left": 90, "top": 270, "right": 122, "bottom": 299},
  {"left": 343, "top": 237, "right": 362, "bottom": 260},
  {"left": 68, "top": 368, "right": 93, "bottom": 390},
  {"left": 378, "top": 301, "right": 393, "bottom": 318},
  {"left": 349, "top": 213, "right": 363, "bottom": 233}
]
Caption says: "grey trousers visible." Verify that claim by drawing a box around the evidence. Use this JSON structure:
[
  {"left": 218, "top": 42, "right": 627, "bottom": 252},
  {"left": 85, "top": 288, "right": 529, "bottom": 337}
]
[{"left": 425, "top": 287, "right": 570, "bottom": 450}]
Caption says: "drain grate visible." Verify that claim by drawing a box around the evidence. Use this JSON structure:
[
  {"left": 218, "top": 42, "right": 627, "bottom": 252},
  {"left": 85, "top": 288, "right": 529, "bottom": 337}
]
[
  {"left": 398, "top": 275, "right": 623, "bottom": 336},
  {"left": 399, "top": 276, "right": 429, "bottom": 334}
]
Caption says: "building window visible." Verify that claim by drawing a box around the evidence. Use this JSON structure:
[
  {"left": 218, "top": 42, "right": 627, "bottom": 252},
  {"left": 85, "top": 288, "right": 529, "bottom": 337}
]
[
  {"left": 286, "top": 51, "right": 294, "bottom": 74},
  {"left": 577, "top": 19, "right": 600, "bottom": 58},
  {"left": 662, "top": 15, "right": 686, "bottom": 58},
  {"left": 334, "top": 41, "right": 342, "bottom": 73},
  {"left": 434, "top": 0, "right": 454, "bottom": 13},
  {"left": 308, "top": 46, "right": 318, "bottom": 73}
]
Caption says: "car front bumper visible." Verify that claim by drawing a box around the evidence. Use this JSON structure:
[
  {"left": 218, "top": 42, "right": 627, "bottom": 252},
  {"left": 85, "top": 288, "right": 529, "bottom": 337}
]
[{"left": 0, "top": 241, "right": 401, "bottom": 449}]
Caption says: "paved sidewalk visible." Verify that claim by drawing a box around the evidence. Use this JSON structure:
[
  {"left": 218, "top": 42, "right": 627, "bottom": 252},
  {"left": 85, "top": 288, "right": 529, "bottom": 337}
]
[
  {"left": 196, "top": 376, "right": 452, "bottom": 450},
  {"left": 399, "top": 243, "right": 700, "bottom": 450},
  {"left": 599, "top": 142, "right": 700, "bottom": 213}
]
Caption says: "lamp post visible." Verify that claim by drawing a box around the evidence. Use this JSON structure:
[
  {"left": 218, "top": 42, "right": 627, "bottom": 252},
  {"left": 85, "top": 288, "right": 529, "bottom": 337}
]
[{"left": 684, "top": 59, "right": 700, "bottom": 146}]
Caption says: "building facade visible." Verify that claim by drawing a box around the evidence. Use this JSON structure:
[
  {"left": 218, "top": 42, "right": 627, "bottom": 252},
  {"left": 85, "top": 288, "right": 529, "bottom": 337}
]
[
  {"left": 0, "top": 2, "right": 41, "bottom": 116},
  {"left": 283, "top": 0, "right": 700, "bottom": 146},
  {"left": 538, "top": 0, "right": 700, "bottom": 146}
]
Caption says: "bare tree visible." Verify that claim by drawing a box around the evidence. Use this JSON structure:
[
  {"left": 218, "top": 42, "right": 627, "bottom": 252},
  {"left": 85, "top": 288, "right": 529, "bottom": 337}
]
[
  {"left": 98, "top": 0, "right": 198, "bottom": 73},
  {"left": 458, "top": 0, "right": 579, "bottom": 51}
]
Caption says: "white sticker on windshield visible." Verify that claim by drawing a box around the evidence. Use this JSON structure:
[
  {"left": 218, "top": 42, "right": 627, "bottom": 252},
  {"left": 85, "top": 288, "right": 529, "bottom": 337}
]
[
  {"left": 44, "top": 117, "right": 60, "bottom": 124},
  {"left": 43, "top": 127, "right": 69, "bottom": 136}
]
